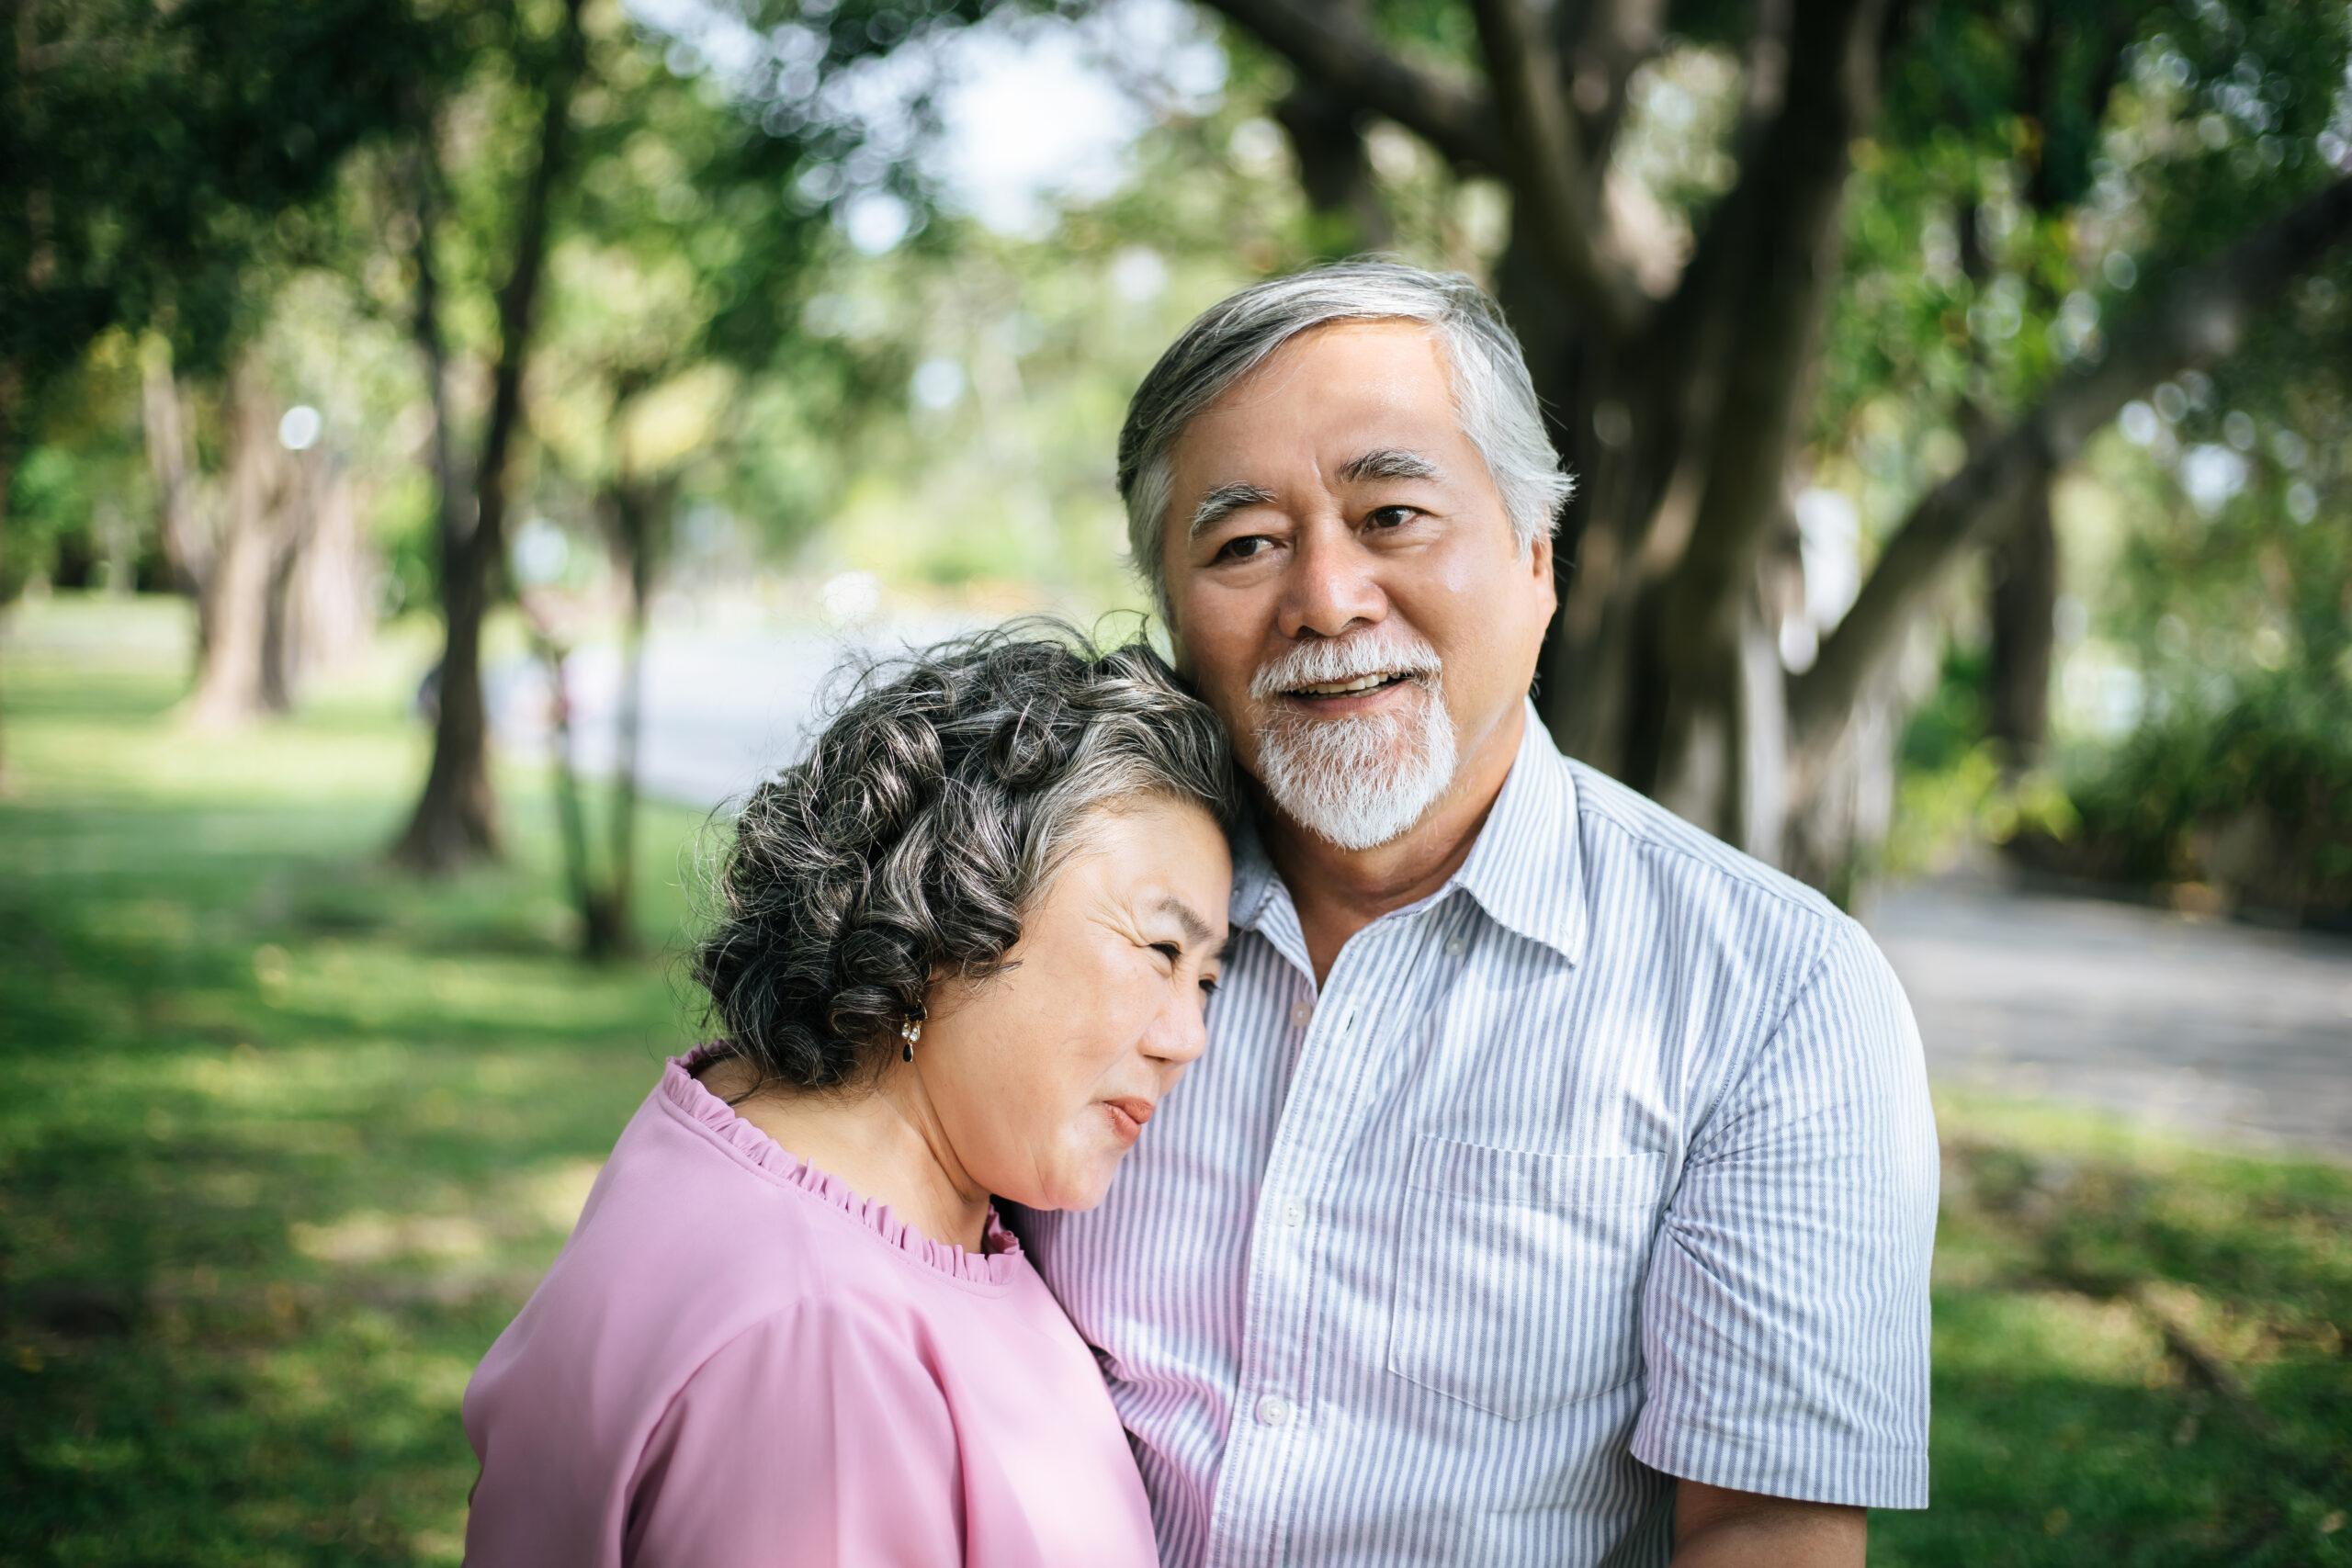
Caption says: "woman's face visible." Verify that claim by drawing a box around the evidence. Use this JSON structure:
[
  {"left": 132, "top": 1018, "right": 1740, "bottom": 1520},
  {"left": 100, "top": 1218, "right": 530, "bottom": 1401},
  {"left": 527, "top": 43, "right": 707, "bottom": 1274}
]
[{"left": 920, "top": 795, "right": 1232, "bottom": 1213}]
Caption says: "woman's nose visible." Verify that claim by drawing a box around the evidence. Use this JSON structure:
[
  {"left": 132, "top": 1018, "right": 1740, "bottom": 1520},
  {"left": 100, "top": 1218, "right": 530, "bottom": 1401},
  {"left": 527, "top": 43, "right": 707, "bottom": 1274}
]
[{"left": 1148, "top": 992, "right": 1211, "bottom": 1066}]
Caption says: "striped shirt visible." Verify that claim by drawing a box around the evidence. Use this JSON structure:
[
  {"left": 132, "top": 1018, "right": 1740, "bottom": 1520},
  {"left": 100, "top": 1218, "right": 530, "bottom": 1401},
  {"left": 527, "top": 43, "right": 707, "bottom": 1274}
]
[{"left": 1012, "top": 700, "right": 1939, "bottom": 1566}]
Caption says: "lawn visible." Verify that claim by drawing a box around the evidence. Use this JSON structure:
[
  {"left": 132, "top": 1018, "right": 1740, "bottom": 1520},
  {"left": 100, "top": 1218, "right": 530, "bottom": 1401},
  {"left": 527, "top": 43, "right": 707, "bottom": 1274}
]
[{"left": 3, "top": 592, "right": 2346, "bottom": 1566}]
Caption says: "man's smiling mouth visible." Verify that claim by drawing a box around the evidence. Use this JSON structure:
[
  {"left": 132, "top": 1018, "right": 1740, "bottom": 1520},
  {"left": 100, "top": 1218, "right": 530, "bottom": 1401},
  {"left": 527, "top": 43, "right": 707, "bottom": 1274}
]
[{"left": 1287, "top": 671, "right": 1420, "bottom": 700}]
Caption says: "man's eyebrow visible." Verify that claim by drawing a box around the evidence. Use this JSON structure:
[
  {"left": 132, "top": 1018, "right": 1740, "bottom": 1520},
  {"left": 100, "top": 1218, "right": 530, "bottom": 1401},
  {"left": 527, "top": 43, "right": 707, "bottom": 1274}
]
[
  {"left": 1187, "top": 482, "right": 1277, "bottom": 541},
  {"left": 1337, "top": 447, "right": 1440, "bottom": 484}
]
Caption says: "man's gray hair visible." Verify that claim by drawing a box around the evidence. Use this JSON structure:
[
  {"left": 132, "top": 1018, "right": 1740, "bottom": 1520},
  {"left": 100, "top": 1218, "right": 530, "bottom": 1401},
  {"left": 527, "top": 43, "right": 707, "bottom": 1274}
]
[{"left": 1116, "top": 259, "right": 1575, "bottom": 619}]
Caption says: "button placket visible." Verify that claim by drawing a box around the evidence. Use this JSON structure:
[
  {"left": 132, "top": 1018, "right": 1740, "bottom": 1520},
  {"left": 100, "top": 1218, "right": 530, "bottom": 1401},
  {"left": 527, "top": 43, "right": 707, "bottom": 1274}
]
[{"left": 1211, "top": 949, "right": 1377, "bottom": 1560}]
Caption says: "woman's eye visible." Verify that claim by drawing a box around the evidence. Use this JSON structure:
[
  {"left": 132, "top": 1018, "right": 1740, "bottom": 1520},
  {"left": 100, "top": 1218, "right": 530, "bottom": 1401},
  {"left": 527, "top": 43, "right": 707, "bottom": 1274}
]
[
  {"left": 1151, "top": 942, "right": 1182, "bottom": 964},
  {"left": 1199, "top": 976, "right": 1221, "bottom": 998},
  {"left": 1212, "top": 535, "right": 1272, "bottom": 563}
]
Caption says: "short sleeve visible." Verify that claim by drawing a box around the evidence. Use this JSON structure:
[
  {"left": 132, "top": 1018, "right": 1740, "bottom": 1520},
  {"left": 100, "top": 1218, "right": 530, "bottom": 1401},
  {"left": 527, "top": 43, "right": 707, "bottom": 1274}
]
[
  {"left": 624, "top": 1304, "right": 964, "bottom": 1566},
  {"left": 1631, "top": 914, "right": 1939, "bottom": 1508}
]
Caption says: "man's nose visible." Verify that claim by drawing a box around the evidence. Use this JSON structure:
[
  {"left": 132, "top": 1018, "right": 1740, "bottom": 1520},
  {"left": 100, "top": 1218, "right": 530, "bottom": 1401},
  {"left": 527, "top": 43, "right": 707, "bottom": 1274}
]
[{"left": 1279, "top": 519, "right": 1385, "bottom": 641}]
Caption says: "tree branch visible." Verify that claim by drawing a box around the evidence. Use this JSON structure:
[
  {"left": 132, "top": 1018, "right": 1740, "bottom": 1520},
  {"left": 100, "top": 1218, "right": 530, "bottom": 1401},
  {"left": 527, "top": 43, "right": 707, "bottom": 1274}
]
[
  {"left": 1466, "top": 0, "right": 1649, "bottom": 338},
  {"left": 464, "top": 0, "right": 590, "bottom": 584},
  {"left": 1791, "top": 174, "right": 2352, "bottom": 747},
  {"left": 1551, "top": 0, "right": 1664, "bottom": 169},
  {"left": 1192, "top": 0, "right": 1508, "bottom": 174},
  {"left": 1651, "top": 0, "right": 1887, "bottom": 627}
]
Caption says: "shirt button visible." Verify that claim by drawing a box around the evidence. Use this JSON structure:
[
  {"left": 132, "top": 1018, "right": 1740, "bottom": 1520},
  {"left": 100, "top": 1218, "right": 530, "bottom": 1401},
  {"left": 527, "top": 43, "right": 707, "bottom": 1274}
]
[
  {"left": 1289, "top": 1000, "right": 1314, "bottom": 1030},
  {"left": 1256, "top": 1394, "right": 1293, "bottom": 1427},
  {"left": 1444, "top": 936, "right": 1466, "bottom": 957},
  {"left": 1282, "top": 1200, "right": 1306, "bottom": 1227}
]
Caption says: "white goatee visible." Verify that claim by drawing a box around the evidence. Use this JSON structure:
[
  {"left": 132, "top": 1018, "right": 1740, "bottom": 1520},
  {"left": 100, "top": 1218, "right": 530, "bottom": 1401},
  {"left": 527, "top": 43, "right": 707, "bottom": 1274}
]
[{"left": 1248, "top": 633, "right": 1458, "bottom": 852}]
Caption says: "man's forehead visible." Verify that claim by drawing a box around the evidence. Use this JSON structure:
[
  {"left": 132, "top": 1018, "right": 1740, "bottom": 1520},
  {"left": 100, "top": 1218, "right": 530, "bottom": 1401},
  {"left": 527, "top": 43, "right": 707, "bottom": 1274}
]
[
  {"left": 1201, "top": 318, "right": 1450, "bottom": 414},
  {"left": 1169, "top": 333, "right": 1464, "bottom": 486}
]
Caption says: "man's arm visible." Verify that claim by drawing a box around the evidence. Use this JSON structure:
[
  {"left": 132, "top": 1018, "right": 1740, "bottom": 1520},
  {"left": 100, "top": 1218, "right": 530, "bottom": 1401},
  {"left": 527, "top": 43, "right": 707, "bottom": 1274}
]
[{"left": 1672, "top": 1480, "right": 1865, "bottom": 1567}]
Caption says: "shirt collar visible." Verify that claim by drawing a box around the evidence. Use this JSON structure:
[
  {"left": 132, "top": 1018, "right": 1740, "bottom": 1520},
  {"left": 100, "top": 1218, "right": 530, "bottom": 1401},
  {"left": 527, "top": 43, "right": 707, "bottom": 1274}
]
[{"left": 1226, "top": 697, "right": 1587, "bottom": 966}]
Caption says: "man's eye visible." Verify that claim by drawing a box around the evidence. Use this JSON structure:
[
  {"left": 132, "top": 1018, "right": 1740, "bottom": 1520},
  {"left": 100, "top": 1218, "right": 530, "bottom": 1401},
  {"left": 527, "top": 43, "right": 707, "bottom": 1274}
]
[
  {"left": 1212, "top": 535, "right": 1272, "bottom": 563},
  {"left": 1366, "top": 505, "right": 1419, "bottom": 530}
]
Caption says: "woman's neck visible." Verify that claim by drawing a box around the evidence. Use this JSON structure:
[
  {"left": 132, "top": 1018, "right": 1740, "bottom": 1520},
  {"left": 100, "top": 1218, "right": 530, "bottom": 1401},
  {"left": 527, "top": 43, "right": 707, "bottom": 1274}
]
[{"left": 695, "top": 1055, "right": 993, "bottom": 1252}]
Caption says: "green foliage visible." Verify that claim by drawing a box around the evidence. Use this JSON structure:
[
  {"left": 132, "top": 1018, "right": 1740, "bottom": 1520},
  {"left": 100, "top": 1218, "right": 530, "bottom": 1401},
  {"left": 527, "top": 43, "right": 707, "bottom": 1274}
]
[
  {"left": 1817, "top": 0, "right": 2352, "bottom": 520},
  {"left": 0, "top": 337, "right": 153, "bottom": 598},
  {"left": 2052, "top": 667, "right": 2352, "bottom": 920},
  {"left": 2031, "top": 232, "right": 2352, "bottom": 920},
  {"left": 2, "top": 0, "right": 450, "bottom": 387}
]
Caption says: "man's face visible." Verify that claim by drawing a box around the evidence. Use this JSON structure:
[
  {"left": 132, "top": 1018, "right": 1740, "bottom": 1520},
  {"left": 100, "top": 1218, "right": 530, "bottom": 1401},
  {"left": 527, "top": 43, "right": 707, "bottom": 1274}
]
[{"left": 1159, "top": 320, "right": 1556, "bottom": 851}]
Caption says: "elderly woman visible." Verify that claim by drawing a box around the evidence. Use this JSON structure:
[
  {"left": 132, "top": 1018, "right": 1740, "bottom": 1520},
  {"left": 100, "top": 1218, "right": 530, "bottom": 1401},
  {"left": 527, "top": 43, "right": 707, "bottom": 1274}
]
[{"left": 462, "top": 627, "right": 1237, "bottom": 1566}]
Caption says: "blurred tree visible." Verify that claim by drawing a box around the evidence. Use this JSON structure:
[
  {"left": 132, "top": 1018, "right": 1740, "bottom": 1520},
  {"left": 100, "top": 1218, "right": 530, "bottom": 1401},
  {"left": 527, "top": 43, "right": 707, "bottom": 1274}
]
[
  {"left": 519, "top": 1, "right": 878, "bottom": 957},
  {"left": 1188, "top": 0, "right": 2352, "bottom": 887},
  {"left": 137, "top": 214, "right": 408, "bottom": 728},
  {"left": 0, "top": 0, "right": 430, "bottom": 780},
  {"left": 390, "top": 0, "right": 594, "bottom": 871},
  {"left": 388, "top": 0, "right": 1007, "bottom": 873},
  {"left": 2020, "top": 240, "right": 2352, "bottom": 922}
]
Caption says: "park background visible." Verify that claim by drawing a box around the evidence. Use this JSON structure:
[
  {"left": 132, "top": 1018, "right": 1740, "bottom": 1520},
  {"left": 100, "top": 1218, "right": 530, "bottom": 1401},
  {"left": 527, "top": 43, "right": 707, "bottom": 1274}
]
[{"left": 4, "top": 0, "right": 2349, "bottom": 1562}]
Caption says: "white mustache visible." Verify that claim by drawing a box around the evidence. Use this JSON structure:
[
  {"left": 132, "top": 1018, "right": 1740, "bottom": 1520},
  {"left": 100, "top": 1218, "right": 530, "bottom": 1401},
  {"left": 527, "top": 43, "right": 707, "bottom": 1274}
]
[{"left": 1249, "top": 634, "right": 1443, "bottom": 702}]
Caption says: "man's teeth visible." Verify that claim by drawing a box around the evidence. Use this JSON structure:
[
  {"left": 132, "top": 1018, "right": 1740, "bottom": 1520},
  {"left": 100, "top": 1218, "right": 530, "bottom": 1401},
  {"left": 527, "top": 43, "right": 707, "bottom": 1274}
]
[{"left": 1294, "top": 672, "right": 1401, "bottom": 696}]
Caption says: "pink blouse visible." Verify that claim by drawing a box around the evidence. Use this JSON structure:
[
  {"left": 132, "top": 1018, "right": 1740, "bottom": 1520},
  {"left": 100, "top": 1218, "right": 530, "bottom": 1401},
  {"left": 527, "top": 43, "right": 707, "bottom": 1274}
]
[{"left": 461, "top": 1049, "right": 1159, "bottom": 1567}]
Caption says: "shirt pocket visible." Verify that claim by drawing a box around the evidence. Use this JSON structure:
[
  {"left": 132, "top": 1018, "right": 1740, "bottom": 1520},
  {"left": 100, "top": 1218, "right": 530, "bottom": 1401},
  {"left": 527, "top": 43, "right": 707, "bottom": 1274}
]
[{"left": 1386, "top": 1136, "right": 1667, "bottom": 1422}]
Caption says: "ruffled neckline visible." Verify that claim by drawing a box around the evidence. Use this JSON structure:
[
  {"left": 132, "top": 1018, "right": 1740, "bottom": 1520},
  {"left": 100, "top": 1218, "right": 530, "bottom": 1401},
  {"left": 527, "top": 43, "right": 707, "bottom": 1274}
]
[{"left": 662, "top": 1046, "right": 1024, "bottom": 1288}]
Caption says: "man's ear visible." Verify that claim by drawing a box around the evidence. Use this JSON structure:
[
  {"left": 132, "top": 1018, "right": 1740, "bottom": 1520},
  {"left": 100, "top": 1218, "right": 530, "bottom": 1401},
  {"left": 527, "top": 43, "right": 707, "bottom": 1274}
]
[{"left": 1529, "top": 532, "right": 1557, "bottom": 611}]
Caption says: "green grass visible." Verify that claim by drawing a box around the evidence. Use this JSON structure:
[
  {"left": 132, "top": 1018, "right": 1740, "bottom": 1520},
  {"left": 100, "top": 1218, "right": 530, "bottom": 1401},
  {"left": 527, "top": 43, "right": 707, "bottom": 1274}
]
[
  {"left": 3, "top": 592, "right": 2347, "bottom": 1565},
  {"left": 2, "top": 594, "right": 711, "bottom": 1565}
]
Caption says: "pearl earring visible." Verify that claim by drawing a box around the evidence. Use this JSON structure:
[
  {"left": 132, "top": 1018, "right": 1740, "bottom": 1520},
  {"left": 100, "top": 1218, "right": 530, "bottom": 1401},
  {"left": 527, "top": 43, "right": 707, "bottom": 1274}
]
[{"left": 899, "top": 1015, "right": 923, "bottom": 1063}]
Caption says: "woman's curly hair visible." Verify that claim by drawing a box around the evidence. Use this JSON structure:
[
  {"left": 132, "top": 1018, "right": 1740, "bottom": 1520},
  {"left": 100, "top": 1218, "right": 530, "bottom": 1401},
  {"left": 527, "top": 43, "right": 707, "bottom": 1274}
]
[{"left": 690, "top": 620, "right": 1241, "bottom": 1092}]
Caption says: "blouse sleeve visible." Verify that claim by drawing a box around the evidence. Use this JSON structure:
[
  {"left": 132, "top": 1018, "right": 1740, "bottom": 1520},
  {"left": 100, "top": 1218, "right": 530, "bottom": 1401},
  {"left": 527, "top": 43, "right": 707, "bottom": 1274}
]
[{"left": 624, "top": 1303, "right": 964, "bottom": 1566}]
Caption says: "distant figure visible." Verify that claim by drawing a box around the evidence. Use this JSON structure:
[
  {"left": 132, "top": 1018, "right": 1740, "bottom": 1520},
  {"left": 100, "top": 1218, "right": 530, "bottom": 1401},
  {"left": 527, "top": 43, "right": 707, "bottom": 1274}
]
[
  {"left": 461, "top": 626, "right": 1239, "bottom": 1566},
  {"left": 1011, "top": 260, "right": 1940, "bottom": 1566},
  {"left": 412, "top": 658, "right": 440, "bottom": 727}
]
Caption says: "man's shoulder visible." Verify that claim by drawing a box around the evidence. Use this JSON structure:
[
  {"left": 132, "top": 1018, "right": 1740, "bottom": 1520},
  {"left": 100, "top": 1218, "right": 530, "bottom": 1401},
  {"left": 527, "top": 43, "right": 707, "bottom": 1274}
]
[{"left": 1555, "top": 753, "right": 1845, "bottom": 934}]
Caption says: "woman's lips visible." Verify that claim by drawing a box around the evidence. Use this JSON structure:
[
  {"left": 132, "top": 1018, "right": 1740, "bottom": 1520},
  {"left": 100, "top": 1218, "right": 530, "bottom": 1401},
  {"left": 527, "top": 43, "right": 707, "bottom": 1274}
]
[{"left": 1105, "top": 1098, "right": 1153, "bottom": 1143}]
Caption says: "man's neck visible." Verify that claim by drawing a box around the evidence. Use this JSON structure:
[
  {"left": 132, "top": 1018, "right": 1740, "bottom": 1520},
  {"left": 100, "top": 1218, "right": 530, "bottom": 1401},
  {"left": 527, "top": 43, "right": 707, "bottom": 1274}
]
[{"left": 1263, "top": 702, "right": 1525, "bottom": 987}]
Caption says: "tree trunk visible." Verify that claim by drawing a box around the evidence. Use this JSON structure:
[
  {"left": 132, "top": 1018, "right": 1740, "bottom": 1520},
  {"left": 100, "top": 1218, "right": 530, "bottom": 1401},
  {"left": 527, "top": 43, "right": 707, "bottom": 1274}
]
[
  {"left": 0, "top": 360, "right": 22, "bottom": 795},
  {"left": 262, "top": 454, "right": 375, "bottom": 708},
  {"left": 531, "top": 627, "right": 608, "bottom": 956},
  {"left": 1273, "top": 0, "right": 1391, "bottom": 260},
  {"left": 601, "top": 488, "right": 654, "bottom": 963},
  {"left": 390, "top": 0, "right": 588, "bottom": 874},
  {"left": 140, "top": 338, "right": 211, "bottom": 652},
  {"left": 394, "top": 538, "right": 503, "bottom": 869},
  {"left": 1638, "top": 0, "right": 1883, "bottom": 834},
  {"left": 1986, "top": 479, "right": 2057, "bottom": 771},
  {"left": 182, "top": 354, "right": 285, "bottom": 729}
]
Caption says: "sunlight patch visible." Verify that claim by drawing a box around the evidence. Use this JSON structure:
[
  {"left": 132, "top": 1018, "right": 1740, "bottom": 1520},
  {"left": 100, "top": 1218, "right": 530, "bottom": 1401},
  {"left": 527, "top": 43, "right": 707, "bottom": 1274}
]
[{"left": 291, "top": 1210, "right": 494, "bottom": 1267}]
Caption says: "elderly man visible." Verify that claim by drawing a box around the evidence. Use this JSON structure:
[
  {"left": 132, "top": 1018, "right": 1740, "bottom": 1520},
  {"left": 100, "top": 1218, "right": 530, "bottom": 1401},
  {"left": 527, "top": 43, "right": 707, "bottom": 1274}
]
[{"left": 1014, "top": 261, "right": 1937, "bottom": 1566}]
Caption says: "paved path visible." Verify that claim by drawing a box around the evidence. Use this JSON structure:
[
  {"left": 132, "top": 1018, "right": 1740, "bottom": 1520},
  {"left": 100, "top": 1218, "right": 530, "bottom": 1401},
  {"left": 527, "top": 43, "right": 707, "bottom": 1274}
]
[
  {"left": 491, "top": 624, "right": 2352, "bottom": 1161},
  {"left": 1863, "top": 872, "right": 2352, "bottom": 1158}
]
